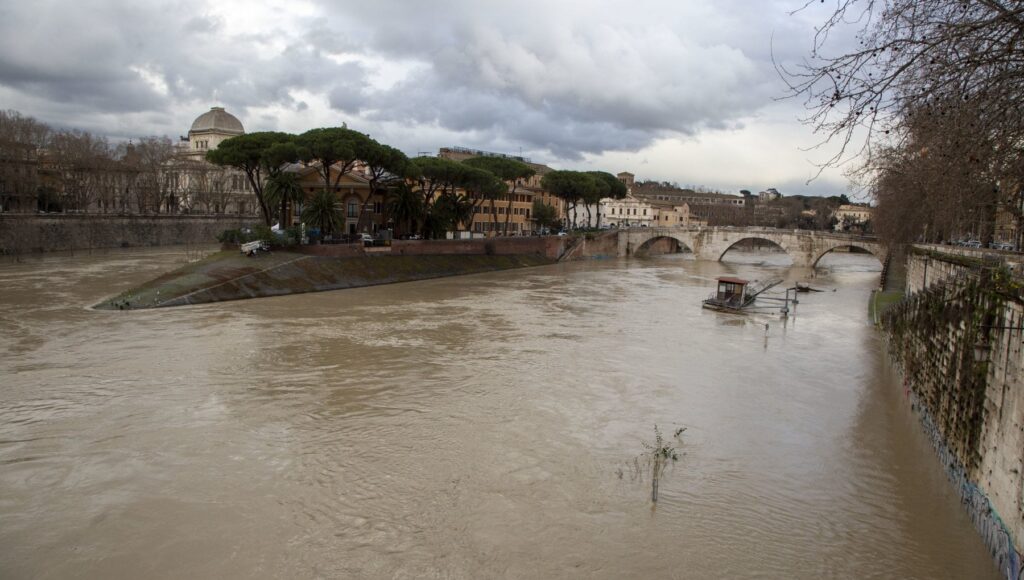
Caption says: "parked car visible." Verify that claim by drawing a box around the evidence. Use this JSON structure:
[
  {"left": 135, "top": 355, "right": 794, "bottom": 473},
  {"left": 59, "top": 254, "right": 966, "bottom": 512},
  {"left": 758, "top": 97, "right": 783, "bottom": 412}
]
[
  {"left": 359, "top": 233, "right": 374, "bottom": 246},
  {"left": 964, "top": 239, "right": 982, "bottom": 248}
]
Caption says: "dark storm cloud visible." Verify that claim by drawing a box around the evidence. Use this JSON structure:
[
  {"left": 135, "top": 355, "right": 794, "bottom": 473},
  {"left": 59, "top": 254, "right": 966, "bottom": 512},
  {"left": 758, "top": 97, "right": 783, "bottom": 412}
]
[
  {"left": 0, "top": 0, "right": 848, "bottom": 167},
  {"left": 312, "top": 0, "right": 819, "bottom": 159},
  {"left": 0, "top": 0, "right": 366, "bottom": 130}
]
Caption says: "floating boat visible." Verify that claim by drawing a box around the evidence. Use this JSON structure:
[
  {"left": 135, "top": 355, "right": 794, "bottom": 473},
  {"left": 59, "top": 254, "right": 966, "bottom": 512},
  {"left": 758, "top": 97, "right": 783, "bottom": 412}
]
[{"left": 702, "top": 277, "right": 784, "bottom": 312}]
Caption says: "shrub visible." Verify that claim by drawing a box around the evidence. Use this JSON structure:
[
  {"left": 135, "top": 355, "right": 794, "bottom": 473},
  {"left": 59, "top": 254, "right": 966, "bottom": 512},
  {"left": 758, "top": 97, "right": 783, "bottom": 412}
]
[{"left": 217, "top": 228, "right": 246, "bottom": 244}]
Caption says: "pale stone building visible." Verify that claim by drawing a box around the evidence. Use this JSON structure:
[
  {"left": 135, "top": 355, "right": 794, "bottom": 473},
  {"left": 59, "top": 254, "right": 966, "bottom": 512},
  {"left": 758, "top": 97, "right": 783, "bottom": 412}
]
[
  {"left": 602, "top": 193, "right": 655, "bottom": 227},
  {"left": 170, "top": 107, "right": 254, "bottom": 216},
  {"left": 182, "top": 107, "right": 245, "bottom": 160},
  {"left": 833, "top": 204, "right": 874, "bottom": 231}
]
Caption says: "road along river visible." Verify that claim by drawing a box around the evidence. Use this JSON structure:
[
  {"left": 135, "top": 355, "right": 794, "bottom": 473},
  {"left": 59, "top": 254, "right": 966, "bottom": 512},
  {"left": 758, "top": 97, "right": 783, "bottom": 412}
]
[{"left": 0, "top": 247, "right": 999, "bottom": 578}]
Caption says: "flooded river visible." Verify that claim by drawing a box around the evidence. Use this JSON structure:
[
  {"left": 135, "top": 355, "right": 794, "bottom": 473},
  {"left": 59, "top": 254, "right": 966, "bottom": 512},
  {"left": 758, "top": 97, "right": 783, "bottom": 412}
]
[{"left": 0, "top": 246, "right": 1000, "bottom": 578}]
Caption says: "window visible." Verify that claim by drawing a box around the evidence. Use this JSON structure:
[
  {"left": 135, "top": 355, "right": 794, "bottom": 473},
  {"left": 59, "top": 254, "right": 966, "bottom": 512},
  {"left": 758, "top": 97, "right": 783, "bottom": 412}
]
[{"left": 347, "top": 200, "right": 358, "bottom": 218}]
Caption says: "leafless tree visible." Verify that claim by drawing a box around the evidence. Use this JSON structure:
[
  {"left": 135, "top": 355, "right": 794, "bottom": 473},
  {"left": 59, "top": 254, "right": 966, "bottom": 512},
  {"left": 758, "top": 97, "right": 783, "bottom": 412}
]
[
  {"left": 178, "top": 159, "right": 233, "bottom": 214},
  {"left": 48, "top": 130, "right": 117, "bottom": 213},
  {"left": 781, "top": 0, "right": 1024, "bottom": 243},
  {"left": 122, "top": 137, "right": 176, "bottom": 214},
  {"left": 0, "top": 109, "right": 51, "bottom": 149},
  {"left": 781, "top": 0, "right": 1024, "bottom": 165}
]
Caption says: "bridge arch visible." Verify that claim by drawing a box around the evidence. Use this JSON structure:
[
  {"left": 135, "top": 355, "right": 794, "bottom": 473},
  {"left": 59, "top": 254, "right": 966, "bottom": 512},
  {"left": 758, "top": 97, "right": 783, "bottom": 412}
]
[
  {"left": 716, "top": 237, "right": 796, "bottom": 264},
  {"left": 635, "top": 235, "right": 693, "bottom": 255},
  {"left": 811, "top": 243, "right": 883, "bottom": 268}
]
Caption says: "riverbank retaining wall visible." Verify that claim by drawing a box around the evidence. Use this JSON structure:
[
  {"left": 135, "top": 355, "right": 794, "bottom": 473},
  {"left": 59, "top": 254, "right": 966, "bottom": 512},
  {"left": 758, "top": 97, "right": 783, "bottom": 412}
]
[
  {"left": 0, "top": 215, "right": 253, "bottom": 254},
  {"left": 909, "top": 244, "right": 1024, "bottom": 293},
  {"left": 294, "top": 233, "right": 623, "bottom": 262},
  {"left": 882, "top": 248, "right": 1024, "bottom": 579}
]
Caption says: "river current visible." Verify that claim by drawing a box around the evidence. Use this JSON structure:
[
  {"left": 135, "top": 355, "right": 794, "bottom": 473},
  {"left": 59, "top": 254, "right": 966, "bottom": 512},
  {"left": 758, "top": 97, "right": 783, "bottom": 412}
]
[{"left": 0, "top": 246, "right": 999, "bottom": 578}]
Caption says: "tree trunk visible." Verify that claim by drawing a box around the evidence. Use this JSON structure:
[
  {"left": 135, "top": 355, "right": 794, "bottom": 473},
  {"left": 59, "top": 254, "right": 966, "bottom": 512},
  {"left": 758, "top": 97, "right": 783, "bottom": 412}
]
[
  {"left": 245, "top": 169, "right": 272, "bottom": 226},
  {"left": 489, "top": 198, "right": 499, "bottom": 237},
  {"left": 503, "top": 184, "right": 516, "bottom": 236}
]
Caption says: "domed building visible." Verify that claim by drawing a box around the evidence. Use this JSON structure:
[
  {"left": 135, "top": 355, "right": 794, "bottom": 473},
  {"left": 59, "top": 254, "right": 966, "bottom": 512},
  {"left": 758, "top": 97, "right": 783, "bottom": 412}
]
[
  {"left": 162, "top": 106, "right": 255, "bottom": 216},
  {"left": 184, "top": 106, "right": 245, "bottom": 159}
]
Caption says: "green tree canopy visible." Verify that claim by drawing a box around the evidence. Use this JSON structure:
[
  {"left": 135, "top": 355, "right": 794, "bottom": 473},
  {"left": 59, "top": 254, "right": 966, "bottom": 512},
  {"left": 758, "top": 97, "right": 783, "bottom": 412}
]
[
  {"left": 541, "top": 170, "right": 600, "bottom": 228},
  {"left": 532, "top": 199, "right": 559, "bottom": 232},
  {"left": 295, "top": 127, "right": 372, "bottom": 191},
  {"left": 409, "top": 157, "right": 464, "bottom": 204},
  {"left": 206, "top": 131, "right": 295, "bottom": 225},
  {"left": 361, "top": 142, "right": 411, "bottom": 193},
  {"left": 455, "top": 165, "right": 507, "bottom": 234},
  {"left": 587, "top": 171, "right": 627, "bottom": 200},
  {"left": 463, "top": 156, "right": 535, "bottom": 183},
  {"left": 464, "top": 156, "right": 536, "bottom": 235}
]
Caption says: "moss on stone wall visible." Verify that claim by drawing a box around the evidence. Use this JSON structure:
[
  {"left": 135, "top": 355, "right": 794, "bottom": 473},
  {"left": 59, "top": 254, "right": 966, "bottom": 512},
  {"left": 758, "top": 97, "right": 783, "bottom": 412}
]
[{"left": 881, "top": 273, "right": 1005, "bottom": 473}]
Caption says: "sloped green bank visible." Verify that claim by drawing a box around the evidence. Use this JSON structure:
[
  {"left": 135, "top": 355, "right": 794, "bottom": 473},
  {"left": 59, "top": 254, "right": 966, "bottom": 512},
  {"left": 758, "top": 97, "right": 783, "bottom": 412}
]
[{"left": 96, "top": 250, "right": 554, "bottom": 310}]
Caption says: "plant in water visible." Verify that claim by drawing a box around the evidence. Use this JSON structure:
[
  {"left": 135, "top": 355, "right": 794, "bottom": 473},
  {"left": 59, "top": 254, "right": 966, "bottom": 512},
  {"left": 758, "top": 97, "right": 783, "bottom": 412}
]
[{"left": 624, "top": 424, "right": 685, "bottom": 503}]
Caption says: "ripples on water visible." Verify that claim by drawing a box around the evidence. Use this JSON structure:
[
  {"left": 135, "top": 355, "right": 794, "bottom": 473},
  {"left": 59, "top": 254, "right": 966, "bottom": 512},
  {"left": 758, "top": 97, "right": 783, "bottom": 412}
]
[{"left": 0, "top": 247, "right": 1000, "bottom": 578}]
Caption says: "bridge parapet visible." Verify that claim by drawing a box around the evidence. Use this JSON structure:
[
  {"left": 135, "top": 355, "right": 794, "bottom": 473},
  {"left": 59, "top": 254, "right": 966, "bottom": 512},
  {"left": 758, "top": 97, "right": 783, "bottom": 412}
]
[{"left": 617, "top": 226, "right": 884, "bottom": 268}]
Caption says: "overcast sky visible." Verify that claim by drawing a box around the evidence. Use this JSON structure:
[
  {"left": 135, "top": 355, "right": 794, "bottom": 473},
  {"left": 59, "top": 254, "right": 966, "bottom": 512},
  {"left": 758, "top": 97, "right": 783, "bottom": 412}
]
[{"left": 0, "top": 0, "right": 863, "bottom": 198}]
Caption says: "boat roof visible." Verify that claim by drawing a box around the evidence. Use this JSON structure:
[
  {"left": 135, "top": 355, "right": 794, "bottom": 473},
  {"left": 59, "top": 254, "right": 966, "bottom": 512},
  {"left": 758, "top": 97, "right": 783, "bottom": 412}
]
[{"left": 716, "top": 277, "right": 749, "bottom": 285}]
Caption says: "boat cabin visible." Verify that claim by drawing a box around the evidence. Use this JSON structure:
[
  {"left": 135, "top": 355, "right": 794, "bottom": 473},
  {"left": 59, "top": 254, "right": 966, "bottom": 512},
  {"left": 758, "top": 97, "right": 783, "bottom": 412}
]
[{"left": 715, "top": 277, "right": 749, "bottom": 306}]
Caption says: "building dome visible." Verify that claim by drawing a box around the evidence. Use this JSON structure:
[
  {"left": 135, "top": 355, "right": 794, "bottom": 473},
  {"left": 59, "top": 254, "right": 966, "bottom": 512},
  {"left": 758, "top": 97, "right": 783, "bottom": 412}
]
[{"left": 189, "top": 106, "right": 244, "bottom": 135}]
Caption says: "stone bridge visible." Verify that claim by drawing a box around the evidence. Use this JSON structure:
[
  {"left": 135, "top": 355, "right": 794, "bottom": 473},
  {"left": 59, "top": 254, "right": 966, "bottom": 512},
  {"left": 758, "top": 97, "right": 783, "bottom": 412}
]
[{"left": 617, "top": 226, "right": 885, "bottom": 268}]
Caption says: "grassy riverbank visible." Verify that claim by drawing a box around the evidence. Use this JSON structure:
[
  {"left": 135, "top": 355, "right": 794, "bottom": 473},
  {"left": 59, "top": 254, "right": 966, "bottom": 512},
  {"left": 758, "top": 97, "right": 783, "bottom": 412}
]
[
  {"left": 95, "top": 250, "right": 555, "bottom": 310},
  {"left": 869, "top": 289, "right": 904, "bottom": 325}
]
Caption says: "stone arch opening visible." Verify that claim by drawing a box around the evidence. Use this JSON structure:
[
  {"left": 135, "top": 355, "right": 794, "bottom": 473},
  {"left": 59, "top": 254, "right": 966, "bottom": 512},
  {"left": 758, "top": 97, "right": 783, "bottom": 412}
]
[
  {"left": 635, "top": 235, "right": 693, "bottom": 257},
  {"left": 718, "top": 237, "right": 793, "bottom": 265},
  {"left": 812, "top": 244, "right": 883, "bottom": 269}
]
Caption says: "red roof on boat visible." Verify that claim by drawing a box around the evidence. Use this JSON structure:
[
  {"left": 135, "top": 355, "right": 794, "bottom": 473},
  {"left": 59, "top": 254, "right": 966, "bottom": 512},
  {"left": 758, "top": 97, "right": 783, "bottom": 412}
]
[{"left": 716, "top": 277, "right": 749, "bottom": 285}]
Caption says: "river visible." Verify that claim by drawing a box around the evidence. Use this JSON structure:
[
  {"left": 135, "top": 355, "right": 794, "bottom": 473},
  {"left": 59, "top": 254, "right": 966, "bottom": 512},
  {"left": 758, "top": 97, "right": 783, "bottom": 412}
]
[{"left": 0, "top": 246, "right": 1000, "bottom": 578}]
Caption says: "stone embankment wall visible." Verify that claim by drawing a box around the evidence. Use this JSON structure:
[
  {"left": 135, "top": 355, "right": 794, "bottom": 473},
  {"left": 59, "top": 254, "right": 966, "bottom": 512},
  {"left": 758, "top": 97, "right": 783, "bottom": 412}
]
[
  {"left": 909, "top": 244, "right": 1024, "bottom": 293},
  {"left": 392, "top": 236, "right": 567, "bottom": 259},
  {"left": 0, "top": 215, "right": 253, "bottom": 254},
  {"left": 97, "top": 251, "right": 556, "bottom": 310},
  {"left": 882, "top": 248, "right": 1024, "bottom": 579}
]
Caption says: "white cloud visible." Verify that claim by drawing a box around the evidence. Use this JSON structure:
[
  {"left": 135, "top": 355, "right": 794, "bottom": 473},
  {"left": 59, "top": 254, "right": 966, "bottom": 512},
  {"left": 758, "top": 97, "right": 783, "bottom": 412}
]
[{"left": 0, "top": 0, "right": 863, "bottom": 195}]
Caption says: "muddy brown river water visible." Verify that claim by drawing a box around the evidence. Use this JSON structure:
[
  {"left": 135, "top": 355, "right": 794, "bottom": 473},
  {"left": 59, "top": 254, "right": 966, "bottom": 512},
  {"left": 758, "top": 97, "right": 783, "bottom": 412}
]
[{"left": 0, "top": 246, "right": 1000, "bottom": 578}]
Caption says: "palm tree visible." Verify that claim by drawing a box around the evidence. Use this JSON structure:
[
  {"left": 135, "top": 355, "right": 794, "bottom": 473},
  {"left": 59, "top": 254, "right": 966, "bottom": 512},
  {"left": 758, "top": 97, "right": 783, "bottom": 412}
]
[
  {"left": 301, "top": 189, "right": 344, "bottom": 237},
  {"left": 388, "top": 184, "right": 424, "bottom": 237},
  {"left": 447, "top": 192, "right": 476, "bottom": 233},
  {"left": 265, "top": 171, "right": 305, "bottom": 228}
]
